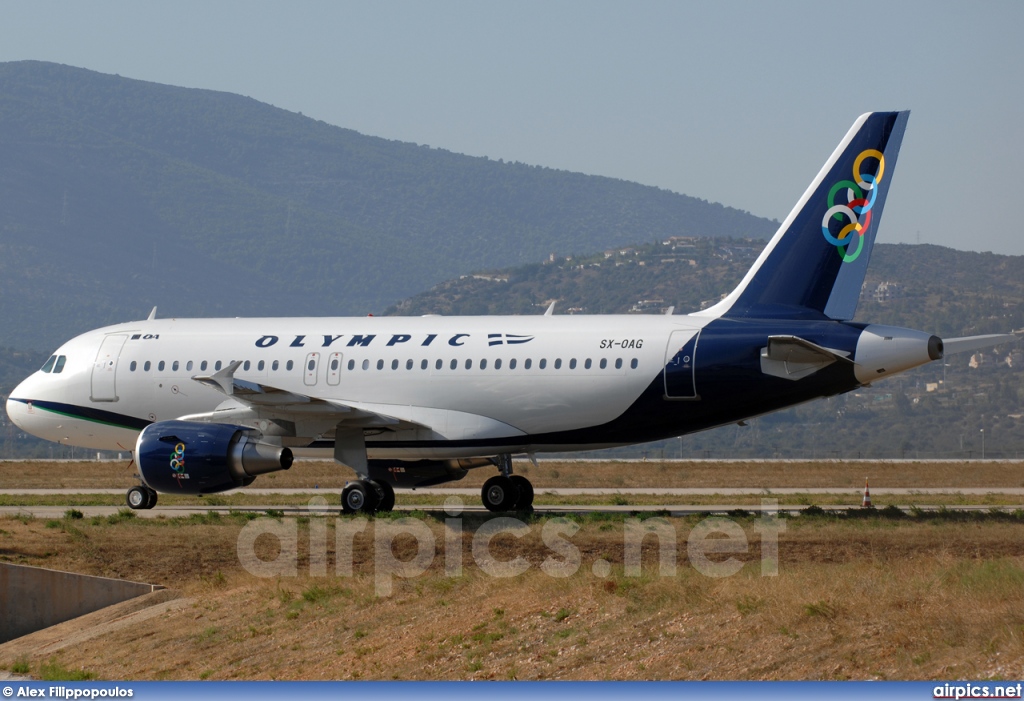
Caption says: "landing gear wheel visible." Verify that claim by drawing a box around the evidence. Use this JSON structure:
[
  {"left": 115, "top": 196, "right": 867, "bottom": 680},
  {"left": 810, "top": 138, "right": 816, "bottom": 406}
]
[
  {"left": 370, "top": 480, "right": 396, "bottom": 512},
  {"left": 510, "top": 475, "right": 534, "bottom": 511},
  {"left": 144, "top": 487, "right": 158, "bottom": 509},
  {"left": 481, "top": 475, "right": 520, "bottom": 512},
  {"left": 126, "top": 485, "right": 154, "bottom": 510},
  {"left": 342, "top": 480, "right": 381, "bottom": 514}
]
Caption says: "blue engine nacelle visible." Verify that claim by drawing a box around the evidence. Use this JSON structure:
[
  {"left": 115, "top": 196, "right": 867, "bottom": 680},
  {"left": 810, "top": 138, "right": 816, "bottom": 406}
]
[{"left": 135, "top": 420, "right": 293, "bottom": 495}]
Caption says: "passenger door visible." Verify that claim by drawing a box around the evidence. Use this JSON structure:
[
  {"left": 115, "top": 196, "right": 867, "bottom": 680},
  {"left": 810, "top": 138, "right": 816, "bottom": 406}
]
[{"left": 91, "top": 334, "right": 128, "bottom": 402}]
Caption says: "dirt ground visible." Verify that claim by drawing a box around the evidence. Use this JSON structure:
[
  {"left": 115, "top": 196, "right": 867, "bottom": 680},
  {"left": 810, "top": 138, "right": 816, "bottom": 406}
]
[{"left": 3, "top": 508, "right": 1024, "bottom": 680}]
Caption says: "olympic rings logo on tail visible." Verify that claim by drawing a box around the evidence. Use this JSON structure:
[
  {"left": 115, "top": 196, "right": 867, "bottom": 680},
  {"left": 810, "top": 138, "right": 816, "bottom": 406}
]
[{"left": 821, "top": 149, "right": 885, "bottom": 263}]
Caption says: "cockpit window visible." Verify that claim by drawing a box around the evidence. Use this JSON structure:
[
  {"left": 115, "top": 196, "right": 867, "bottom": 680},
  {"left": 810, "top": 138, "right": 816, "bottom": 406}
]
[
  {"left": 53, "top": 355, "right": 67, "bottom": 373},
  {"left": 40, "top": 356, "right": 57, "bottom": 373}
]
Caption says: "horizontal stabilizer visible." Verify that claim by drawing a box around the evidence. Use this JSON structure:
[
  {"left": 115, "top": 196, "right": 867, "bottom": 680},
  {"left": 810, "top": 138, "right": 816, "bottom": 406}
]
[
  {"left": 760, "top": 335, "right": 852, "bottom": 381},
  {"left": 942, "top": 333, "right": 1018, "bottom": 356}
]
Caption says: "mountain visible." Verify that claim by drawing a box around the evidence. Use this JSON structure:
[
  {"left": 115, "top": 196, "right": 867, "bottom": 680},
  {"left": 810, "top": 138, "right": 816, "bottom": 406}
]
[
  {"left": 0, "top": 61, "right": 776, "bottom": 351},
  {"left": 387, "top": 239, "right": 1024, "bottom": 338}
]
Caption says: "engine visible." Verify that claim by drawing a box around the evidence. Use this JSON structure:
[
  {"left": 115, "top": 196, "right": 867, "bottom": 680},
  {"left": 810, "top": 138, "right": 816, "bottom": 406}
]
[{"left": 136, "top": 420, "right": 293, "bottom": 495}]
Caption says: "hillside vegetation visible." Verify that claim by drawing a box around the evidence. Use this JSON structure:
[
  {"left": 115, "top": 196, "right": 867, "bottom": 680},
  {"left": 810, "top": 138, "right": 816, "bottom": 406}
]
[
  {"left": 0, "top": 61, "right": 774, "bottom": 351},
  {"left": 386, "top": 239, "right": 1024, "bottom": 459}
]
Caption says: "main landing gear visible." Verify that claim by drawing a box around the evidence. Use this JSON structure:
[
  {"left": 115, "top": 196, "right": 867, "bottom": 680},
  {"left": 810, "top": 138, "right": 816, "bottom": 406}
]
[
  {"left": 341, "top": 479, "right": 396, "bottom": 514},
  {"left": 126, "top": 485, "right": 158, "bottom": 510},
  {"left": 481, "top": 454, "right": 534, "bottom": 512}
]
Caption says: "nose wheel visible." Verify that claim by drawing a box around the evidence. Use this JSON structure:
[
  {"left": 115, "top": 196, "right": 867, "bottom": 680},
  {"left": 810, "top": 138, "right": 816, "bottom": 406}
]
[{"left": 126, "top": 485, "right": 158, "bottom": 510}]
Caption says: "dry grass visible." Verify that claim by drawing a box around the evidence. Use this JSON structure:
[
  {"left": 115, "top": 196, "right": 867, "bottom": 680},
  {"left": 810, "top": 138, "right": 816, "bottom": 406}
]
[{"left": 2, "top": 510, "right": 1024, "bottom": 680}]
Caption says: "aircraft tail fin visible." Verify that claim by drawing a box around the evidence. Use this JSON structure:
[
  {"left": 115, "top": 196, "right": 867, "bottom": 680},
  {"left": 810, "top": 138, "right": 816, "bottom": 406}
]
[{"left": 700, "top": 111, "right": 909, "bottom": 321}]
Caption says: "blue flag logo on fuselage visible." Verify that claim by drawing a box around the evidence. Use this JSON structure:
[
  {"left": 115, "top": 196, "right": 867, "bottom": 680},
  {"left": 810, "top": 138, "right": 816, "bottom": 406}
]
[{"left": 488, "top": 333, "right": 535, "bottom": 346}]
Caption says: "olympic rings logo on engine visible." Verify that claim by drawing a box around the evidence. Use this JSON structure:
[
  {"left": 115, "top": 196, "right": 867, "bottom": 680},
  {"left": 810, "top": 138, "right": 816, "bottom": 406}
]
[
  {"left": 821, "top": 149, "right": 885, "bottom": 263},
  {"left": 169, "top": 442, "right": 186, "bottom": 473}
]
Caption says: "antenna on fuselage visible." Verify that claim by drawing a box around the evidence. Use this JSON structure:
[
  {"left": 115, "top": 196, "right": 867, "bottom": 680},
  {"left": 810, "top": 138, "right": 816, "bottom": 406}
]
[{"left": 147, "top": 307, "right": 157, "bottom": 321}]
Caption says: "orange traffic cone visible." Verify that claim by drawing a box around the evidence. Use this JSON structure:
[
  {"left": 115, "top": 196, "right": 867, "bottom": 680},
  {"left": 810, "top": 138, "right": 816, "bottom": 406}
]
[{"left": 862, "top": 478, "right": 873, "bottom": 508}]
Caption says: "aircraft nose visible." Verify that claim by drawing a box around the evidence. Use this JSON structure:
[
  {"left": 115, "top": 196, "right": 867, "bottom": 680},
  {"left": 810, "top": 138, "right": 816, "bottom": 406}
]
[
  {"left": 6, "top": 394, "right": 29, "bottom": 432},
  {"left": 6, "top": 376, "right": 46, "bottom": 435}
]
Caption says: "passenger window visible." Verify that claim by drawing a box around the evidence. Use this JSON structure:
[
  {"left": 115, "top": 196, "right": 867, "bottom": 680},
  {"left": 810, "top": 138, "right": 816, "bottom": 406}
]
[
  {"left": 273, "top": 360, "right": 280, "bottom": 371},
  {"left": 406, "top": 359, "right": 413, "bottom": 370},
  {"left": 480, "top": 359, "right": 488, "bottom": 370},
  {"left": 554, "top": 359, "right": 562, "bottom": 369},
  {"left": 308, "top": 359, "right": 316, "bottom": 372},
  {"left": 187, "top": 361, "right": 194, "bottom": 371},
  {"left": 539, "top": 359, "right": 547, "bottom": 369},
  {"left": 631, "top": 358, "right": 639, "bottom": 369},
  {"left": 465, "top": 359, "right": 473, "bottom": 370},
  {"left": 494, "top": 358, "right": 502, "bottom": 370},
  {"left": 509, "top": 358, "right": 516, "bottom": 369},
  {"left": 569, "top": 358, "right": 576, "bottom": 370},
  {"left": 389, "top": 359, "right": 397, "bottom": 370},
  {"left": 144, "top": 361, "right": 152, "bottom": 372},
  {"left": 615, "top": 358, "right": 622, "bottom": 369},
  {"left": 421, "top": 359, "right": 428, "bottom": 370},
  {"left": 435, "top": 359, "right": 443, "bottom": 370},
  {"left": 201, "top": 360, "right": 209, "bottom": 371},
  {"left": 347, "top": 360, "right": 354, "bottom": 370},
  {"left": 599, "top": 358, "right": 607, "bottom": 369},
  {"left": 258, "top": 360, "right": 265, "bottom": 371},
  {"left": 362, "top": 359, "right": 369, "bottom": 370},
  {"left": 377, "top": 359, "right": 384, "bottom": 370},
  {"left": 53, "top": 356, "right": 66, "bottom": 373},
  {"left": 158, "top": 361, "right": 166, "bottom": 372},
  {"left": 585, "top": 359, "right": 592, "bottom": 369},
  {"left": 173, "top": 361, "right": 180, "bottom": 372},
  {"left": 40, "top": 356, "right": 56, "bottom": 373},
  {"left": 331, "top": 358, "right": 339, "bottom": 371},
  {"left": 450, "top": 359, "right": 458, "bottom": 370},
  {"left": 287, "top": 360, "right": 294, "bottom": 371},
  {"left": 130, "top": 361, "right": 137, "bottom": 372},
  {"left": 524, "top": 359, "right": 532, "bottom": 369},
  {"left": 242, "top": 360, "right": 250, "bottom": 371},
  {"left": 215, "top": 361, "right": 222, "bottom": 371}
]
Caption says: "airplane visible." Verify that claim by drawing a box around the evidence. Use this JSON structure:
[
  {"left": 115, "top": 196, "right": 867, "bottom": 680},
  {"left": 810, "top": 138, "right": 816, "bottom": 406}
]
[{"left": 5, "top": 111, "right": 1015, "bottom": 514}]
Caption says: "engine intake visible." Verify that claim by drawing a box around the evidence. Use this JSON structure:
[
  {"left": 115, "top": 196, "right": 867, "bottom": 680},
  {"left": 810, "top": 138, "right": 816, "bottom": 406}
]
[{"left": 136, "top": 420, "right": 292, "bottom": 495}]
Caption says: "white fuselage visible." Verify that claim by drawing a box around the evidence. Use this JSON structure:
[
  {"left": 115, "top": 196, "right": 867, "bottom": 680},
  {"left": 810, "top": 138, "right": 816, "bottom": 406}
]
[{"left": 6, "top": 313, "right": 710, "bottom": 456}]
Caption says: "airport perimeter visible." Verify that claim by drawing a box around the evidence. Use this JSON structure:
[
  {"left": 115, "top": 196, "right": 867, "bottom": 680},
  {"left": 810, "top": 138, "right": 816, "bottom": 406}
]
[{"left": 1, "top": 458, "right": 1023, "bottom": 680}]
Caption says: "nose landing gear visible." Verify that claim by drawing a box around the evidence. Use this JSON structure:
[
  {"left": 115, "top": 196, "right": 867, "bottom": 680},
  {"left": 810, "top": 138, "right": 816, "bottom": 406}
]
[{"left": 126, "top": 485, "right": 158, "bottom": 510}]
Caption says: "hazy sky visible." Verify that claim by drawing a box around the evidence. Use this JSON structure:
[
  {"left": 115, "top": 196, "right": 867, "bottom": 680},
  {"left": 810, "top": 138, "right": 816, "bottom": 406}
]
[{"left": 2, "top": 1, "right": 1021, "bottom": 255}]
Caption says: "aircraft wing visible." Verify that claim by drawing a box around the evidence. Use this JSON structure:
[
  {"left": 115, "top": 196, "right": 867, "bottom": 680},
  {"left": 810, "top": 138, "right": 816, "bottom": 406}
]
[{"left": 187, "top": 361, "right": 421, "bottom": 430}]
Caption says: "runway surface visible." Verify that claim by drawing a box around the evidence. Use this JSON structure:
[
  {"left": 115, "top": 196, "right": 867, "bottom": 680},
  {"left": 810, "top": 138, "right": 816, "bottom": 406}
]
[
  {"left": 3, "top": 502, "right": 1023, "bottom": 519},
  {"left": 4, "top": 486, "right": 1022, "bottom": 519},
  {"left": 4, "top": 487, "right": 1024, "bottom": 496}
]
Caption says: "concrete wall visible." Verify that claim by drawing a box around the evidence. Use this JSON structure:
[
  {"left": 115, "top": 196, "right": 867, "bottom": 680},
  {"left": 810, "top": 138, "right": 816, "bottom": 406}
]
[{"left": 0, "top": 563, "right": 161, "bottom": 643}]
